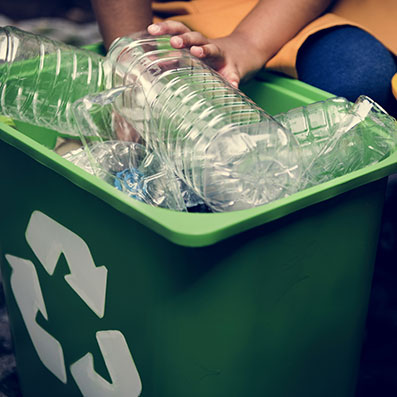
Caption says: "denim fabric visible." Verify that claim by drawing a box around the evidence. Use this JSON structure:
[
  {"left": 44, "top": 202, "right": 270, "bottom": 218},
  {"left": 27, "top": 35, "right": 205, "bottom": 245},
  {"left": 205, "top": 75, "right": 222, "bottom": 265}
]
[{"left": 296, "top": 26, "right": 397, "bottom": 115}]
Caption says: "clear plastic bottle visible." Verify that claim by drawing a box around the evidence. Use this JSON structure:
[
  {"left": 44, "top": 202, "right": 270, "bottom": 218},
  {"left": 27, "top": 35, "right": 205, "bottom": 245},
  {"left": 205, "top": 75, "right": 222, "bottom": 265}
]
[
  {"left": 274, "top": 96, "right": 352, "bottom": 171},
  {"left": 106, "top": 33, "right": 302, "bottom": 211},
  {"left": 0, "top": 26, "right": 112, "bottom": 135},
  {"left": 274, "top": 97, "right": 351, "bottom": 149},
  {"left": 3, "top": 28, "right": 395, "bottom": 212},
  {"left": 303, "top": 95, "right": 397, "bottom": 187},
  {"left": 63, "top": 140, "right": 187, "bottom": 211},
  {"left": 0, "top": 28, "right": 303, "bottom": 212},
  {"left": 273, "top": 96, "right": 397, "bottom": 187}
]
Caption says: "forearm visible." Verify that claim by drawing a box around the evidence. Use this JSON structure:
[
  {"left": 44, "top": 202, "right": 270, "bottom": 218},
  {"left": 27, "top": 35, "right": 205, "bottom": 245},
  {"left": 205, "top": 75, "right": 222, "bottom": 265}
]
[
  {"left": 91, "top": 0, "right": 153, "bottom": 48},
  {"left": 231, "top": 0, "right": 336, "bottom": 67}
]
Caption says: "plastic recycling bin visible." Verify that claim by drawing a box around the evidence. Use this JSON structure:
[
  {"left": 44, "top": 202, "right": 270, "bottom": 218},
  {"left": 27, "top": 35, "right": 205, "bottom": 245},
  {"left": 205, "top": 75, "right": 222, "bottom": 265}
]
[{"left": 1, "top": 59, "right": 397, "bottom": 397}]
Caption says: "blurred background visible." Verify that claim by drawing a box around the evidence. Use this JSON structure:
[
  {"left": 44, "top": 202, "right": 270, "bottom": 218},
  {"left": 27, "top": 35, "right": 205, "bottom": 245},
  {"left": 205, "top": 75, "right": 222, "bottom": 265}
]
[
  {"left": 1, "top": 1, "right": 397, "bottom": 396},
  {"left": 0, "top": 0, "right": 101, "bottom": 46}
]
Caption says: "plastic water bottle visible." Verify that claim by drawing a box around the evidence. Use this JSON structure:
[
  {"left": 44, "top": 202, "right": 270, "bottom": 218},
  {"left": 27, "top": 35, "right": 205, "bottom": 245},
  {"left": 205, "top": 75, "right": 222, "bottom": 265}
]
[
  {"left": 63, "top": 140, "right": 187, "bottom": 211},
  {"left": 274, "top": 97, "right": 351, "bottom": 149},
  {"left": 0, "top": 26, "right": 112, "bottom": 136},
  {"left": 274, "top": 95, "right": 397, "bottom": 187},
  {"left": 303, "top": 95, "right": 397, "bottom": 187},
  {"left": 0, "top": 27, "right": 304, "bottom": 212},
  {"left": 3, "top": 28, "right": 396, "bottom": 212},
  {"left": 274, "top": 96, "right": 352, "bottom": 170},
  {"left": 104, "top": 33, "right": 302, "bottom": 212}
]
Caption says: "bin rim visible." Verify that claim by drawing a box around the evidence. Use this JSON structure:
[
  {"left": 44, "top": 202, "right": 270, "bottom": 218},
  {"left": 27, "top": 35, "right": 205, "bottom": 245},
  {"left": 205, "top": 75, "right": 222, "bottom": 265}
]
[{"left": 1, "top": 115, "right": 397, "bottom": 247}]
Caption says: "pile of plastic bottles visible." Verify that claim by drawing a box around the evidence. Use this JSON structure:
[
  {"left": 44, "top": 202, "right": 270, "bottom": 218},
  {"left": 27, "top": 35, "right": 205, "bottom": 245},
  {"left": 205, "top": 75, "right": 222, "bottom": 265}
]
[{"left": 1, "top": 26, "right": 397, "bottom": 212}]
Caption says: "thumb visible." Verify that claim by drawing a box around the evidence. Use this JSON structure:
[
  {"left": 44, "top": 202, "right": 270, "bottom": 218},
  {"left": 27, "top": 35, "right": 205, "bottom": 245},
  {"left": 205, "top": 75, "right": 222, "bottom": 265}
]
[{"left": 219, "top": 65, "right": 241, "bottom": 88}]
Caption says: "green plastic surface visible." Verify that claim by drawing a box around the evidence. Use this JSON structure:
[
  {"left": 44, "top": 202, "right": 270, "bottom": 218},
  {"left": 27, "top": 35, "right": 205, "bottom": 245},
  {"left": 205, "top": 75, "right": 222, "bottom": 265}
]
[
  {"left": 0, "top": 79, "right": 396, "bottom": 247},
  {"left": 0, "top": 138, "right": 386, "bottom": 396},
  {"left": 13, "top": 120, "right": 58, "bottom": 149},
  {"left": 0, "top": 46, "right": 396, "bottom": 397}
]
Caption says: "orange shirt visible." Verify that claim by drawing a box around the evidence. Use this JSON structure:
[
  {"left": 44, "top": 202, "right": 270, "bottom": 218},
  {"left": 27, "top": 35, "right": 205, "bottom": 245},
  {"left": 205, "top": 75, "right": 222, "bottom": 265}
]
[
  {"left": 152, "top": 0, "right": 397, "bottom": 80},
  {"left": 332, "top": 0, "right": 397, "bottom": 55}
]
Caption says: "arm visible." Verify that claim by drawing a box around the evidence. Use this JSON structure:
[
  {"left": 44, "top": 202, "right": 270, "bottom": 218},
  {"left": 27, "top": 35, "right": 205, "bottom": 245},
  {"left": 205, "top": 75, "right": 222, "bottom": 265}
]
[
  {"left": 230, "top": 0, "right": 336, "bottom": 67},
  {"left": 149, "top": 0, "right": 336, "bottom": 86},
  {"left": 90, "top": 0, "right": 153, "bottom": 48}
]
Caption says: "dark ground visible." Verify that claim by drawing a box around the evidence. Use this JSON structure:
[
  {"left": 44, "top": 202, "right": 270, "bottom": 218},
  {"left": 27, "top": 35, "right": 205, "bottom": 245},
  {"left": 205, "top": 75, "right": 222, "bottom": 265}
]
[
  {"left": 355, "top": 174, "right": 397, "bottom": 397},
  {"left": 1, "top": 1, "right": 397, "bottom": 396}
]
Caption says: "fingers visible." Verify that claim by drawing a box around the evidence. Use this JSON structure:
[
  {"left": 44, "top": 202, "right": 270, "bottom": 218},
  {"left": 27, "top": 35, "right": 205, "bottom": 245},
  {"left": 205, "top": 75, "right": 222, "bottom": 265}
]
[
  {"left": 148, "top": 22, "right": 216, "bottom": 60},
  {"left": 170, "top": 31, "right": 211, "bottom": 50},
  {"left": 192, "top": 44, "right": 240, "bottom": 87},
  {"left": 190, "top": 43, "right": 230, "bottom": 73},
  {"left": 221, "top": 68, "right": 240, "bottom": 88},
  {"left": 190, "top": 43, "right": 221, "bottom": 59},
  {"left": 147, "top": 21, "right": 191, "bottom": 36},
  {"left": 149, "top": 22, "right": 210, "bottom": 51},
  {"left": 147, "top": 22, "right": 241, "bottom": 87}
]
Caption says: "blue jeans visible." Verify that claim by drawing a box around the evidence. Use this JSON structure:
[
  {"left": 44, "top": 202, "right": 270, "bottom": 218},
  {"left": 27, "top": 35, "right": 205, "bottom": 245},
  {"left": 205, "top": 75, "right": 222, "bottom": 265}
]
[{"left": 296, "top": 26, "right": 397, "bottom": 116}]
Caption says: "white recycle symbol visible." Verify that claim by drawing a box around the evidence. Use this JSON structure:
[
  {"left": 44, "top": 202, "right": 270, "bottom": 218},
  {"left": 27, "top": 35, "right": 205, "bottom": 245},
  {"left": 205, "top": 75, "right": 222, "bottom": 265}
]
[{"left": 5, "top": 210, "right": 142, "bottom": 397}]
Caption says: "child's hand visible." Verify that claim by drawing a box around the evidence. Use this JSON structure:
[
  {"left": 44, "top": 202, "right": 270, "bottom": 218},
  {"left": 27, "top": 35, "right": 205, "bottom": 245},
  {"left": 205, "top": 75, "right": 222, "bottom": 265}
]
[{"left": 147, "top": 21, "right": 265, "bottom": 88}]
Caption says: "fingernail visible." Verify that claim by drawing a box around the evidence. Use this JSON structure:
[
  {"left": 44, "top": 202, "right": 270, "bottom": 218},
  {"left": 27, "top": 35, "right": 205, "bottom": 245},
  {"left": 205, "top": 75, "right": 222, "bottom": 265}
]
[
  {"left": 148, "top": 24, "right": 160, "bottom": 34},
  {"left": 172, "top": 37, "right": 183, "bottom": 47},
  {"left": 231, "top": 81, "right": 238, "bottom": 88},
  {"left": 194, "top": 47, "right": 204, "bottom": 57}
]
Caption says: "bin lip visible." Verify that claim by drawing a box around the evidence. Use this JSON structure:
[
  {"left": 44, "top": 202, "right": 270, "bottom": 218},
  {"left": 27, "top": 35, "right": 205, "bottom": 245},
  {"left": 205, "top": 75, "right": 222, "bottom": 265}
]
[{"left": 1, "top": 117, "right": 397, "bottom": 248}]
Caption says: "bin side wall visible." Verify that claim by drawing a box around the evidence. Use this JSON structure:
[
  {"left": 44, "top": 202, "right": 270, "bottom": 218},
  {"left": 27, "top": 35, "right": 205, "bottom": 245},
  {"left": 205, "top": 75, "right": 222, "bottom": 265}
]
[{"left": 0, "top": 129, "right": 386, "bottom": 396}]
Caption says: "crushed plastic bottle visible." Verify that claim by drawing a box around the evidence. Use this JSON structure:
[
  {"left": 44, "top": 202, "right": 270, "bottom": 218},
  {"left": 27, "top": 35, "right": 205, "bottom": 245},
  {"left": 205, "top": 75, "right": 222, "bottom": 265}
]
[
  {"left": 304, "top": 95, "right": 397, "bottom": 187},
  {"left": 273, "top": 95, "right": 397, "bottom": 187},
  {"left": 1, "top": 27, "right": 397, "bottom": 212},
  {"left": 64, "top": 32, "right": 397, "bottom": 211},
  {"left": 64, "top": 140, "right": 207, "bottom": 211},
  {"left": 274, "top": 96, "right": 352, "bottom": 171},
  {"left": 275, "top": 97, "right": 351, "bottom": 150},
  {"left": 71, "top": 87, "right": 397, "bottom": 210},
  {"left": 63, "top": 141, "right": 187, "bottom": 211}
]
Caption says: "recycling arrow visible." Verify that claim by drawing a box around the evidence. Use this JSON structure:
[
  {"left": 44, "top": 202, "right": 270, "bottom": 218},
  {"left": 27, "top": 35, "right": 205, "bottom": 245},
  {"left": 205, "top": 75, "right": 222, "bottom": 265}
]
[
  {"left": 5, "top": 254, "right": 67, "bottom": 383},
  {"left": 25, "top": 211, "right": 108, "bottom": 318},
  {"left": 5, "top": 211, "right": 142, "bottom": 395},
  {"left": 70, "top": 330, "right": 142, "bottom": 397}
]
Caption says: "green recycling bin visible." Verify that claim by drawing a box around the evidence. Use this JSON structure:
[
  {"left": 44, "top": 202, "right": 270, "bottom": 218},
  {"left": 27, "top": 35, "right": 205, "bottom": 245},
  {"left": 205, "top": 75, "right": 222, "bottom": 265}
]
[{"left": 1, "top": 66, "right": 396, "bottom": 397}]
